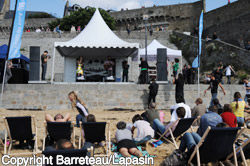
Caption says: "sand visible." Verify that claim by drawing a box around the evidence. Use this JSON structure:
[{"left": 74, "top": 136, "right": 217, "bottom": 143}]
[{"left": 0, "top": 108, "right": 249, "bottom": 166}]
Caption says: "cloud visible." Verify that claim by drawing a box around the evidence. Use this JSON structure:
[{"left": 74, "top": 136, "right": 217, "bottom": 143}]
[{"left": 69, "top": 0, "right": 154, "bottom": 11}]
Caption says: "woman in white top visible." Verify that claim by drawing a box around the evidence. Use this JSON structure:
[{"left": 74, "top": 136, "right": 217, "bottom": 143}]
[
  {"left": 68, "top": 91, "right": 89, "bottom": 127},
  {"left": 131, "top": 115, "right": 154, "bottom": 145},
  {"left": 225, "top": 65, "right": 235, "bottom": 84}
]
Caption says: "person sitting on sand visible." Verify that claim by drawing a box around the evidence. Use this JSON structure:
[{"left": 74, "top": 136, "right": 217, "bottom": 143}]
[
  {"left": 115, "top": 121, "right": 143, "bottom": 157},
  {"left": 152, "top": 107, "right": 186, "bottom": 137},
  {"left": 45, "top": 139, "right": 74, "bottom": 151},
  {"left": 141, "top": 102, "right": 160, "bottom": 127},
  {"left": 220, "top": 104, "right": 237, "bottom": 127},
  {"left": 131, "top": 114, "right": 154, "bottom": 145},
  {"left": 45, "top": 113, "right": 71, "bottom": 122},
  {"left": 68, "top": 91, "right": 89, "bottom": 127},
  {"left": 170, "top": 97, "right": 191, "bottom": 122}
]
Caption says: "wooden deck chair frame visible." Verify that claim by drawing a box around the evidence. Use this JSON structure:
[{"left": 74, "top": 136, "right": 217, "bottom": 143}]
[
  {"left": 42, "top": 121, "right": 76, "bottom": 151},
  {"left": 78, "top": 121, "right": 110, "bottom": 157},
  {"left": 3, "top": 115, "right": 38, "bottom": 156},
  {"left": 187, "top": 127, "right": 245, "bottom": 166},
  {"left": 0, "top": 130, "right": 6, "bottom": 147},
  {"left": 157, "top": 117, "right": 199, "bottom": 149},
  {"left": 225, "top": 133, "right": 250, "bottom": 166}
]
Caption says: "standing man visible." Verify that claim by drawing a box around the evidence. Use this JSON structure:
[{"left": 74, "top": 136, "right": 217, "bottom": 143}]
[
  {"left": 172, "top": 59, "right": 179, "bottom": 79},
  {"left": 204, "top": 73, "right": 226, "bottom": 106},
  {"left": 173, "top": 73, "right": 185, "bottom": 103},
  {"left": 5, "top": 60, "right": 13, "bottom": 84},
  {"left": 182, "top": 64, "right": 188, "bottom": 84},
  {"left": 187, "top": 65, "right": 192, "bottom": 84},
  {"left": 243, "top": 78, "right": 250, "bottom": 102},
  {"left": 122, "top": 60, "right": 129, "bottom": 82},
  {"left": 41, "top": 50, "right": 50, "bottom": 81},
  {"left": 148, "top": 78, "right": 158, "bottom": 108},
  {"left": 139, "top": 58, "right": 149, "bottom": 84}
]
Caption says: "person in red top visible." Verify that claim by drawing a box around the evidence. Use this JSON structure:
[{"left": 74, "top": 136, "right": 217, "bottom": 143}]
[{"left": 221, "top": 104, "right": 237, "bottom": 127}]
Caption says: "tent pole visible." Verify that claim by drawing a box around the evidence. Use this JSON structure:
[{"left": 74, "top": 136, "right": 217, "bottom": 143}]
[
  {"left": 0, "top": 61, "right": 8, "bottom": 107},
  {"left": 198, "top": 67, "right": 200, "bottom": 97},
  {"left": 180, "top": 57, "right": 183, "bottom": 74},
  {"left": 51, "top": 46, "right": 56, "bottom": 84}
]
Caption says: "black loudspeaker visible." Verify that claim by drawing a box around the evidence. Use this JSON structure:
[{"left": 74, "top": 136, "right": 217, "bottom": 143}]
[
  {"left": 29, "top": 46, "right": 40, "bottom": 81},
  {"left": 157, "top": 48, "right": 167, "bottom": 81}
]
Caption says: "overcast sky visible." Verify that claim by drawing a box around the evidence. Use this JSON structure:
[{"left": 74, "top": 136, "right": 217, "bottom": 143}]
[{"left": 10, "top": 0, "right": 237, "bottom": 18}]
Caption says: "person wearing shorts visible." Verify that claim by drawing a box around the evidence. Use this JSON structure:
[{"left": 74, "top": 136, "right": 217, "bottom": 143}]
[{"left": 115, "top": 121, "right": 142, "bottom": 157}]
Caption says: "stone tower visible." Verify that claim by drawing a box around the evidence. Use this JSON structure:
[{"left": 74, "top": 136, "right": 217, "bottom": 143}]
[
  {"left": 0, "top": 0, "right": 10, "bottom": 19},
  {"left": 5, "top": 0, "right": 10, "bottom": 12},
  {"left": 202, "top": 0, "right": 206, "bottom": 12}
]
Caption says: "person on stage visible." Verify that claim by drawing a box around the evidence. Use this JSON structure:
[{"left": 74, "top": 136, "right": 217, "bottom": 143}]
[
  {"left": 104, "top": 56, "right": 114, "bottom": 77},
  {"left": 41, "top": 50, "right": 50, "bottom": 81},
  {"left": 139, "top": 57, "right": 149, "bottom": 84}
]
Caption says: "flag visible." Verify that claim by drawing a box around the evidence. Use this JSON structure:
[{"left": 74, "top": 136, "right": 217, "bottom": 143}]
[
  {"left": 192, "top": 56, "right": 199, "bottom": 68},
  {"left": 192, "top": 10, "right": 203, "bottom": 68},
  {"left": 8, "top": 0, "right": 27, "bottom": 60},
  {"left": 198, "top": 10, "right": 203, "bottom": 57}
]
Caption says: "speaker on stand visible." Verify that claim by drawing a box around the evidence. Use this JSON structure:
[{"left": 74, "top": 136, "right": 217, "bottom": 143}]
[
  {"left": 157, "top": 48, "right": 167, "bottom": 81},
  {"left": 29, "top": 46, "right": 40, "bottom": 81}
]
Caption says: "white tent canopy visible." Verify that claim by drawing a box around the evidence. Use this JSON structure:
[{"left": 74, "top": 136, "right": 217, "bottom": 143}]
[
  {"left": 54, "top": 8, "right": 139, "bottom": 58},
  {"left": 51, "top": 8, "right": 139, "bottom": 82},
  {"left": 139, "top": 39, "right": 182, "bottom": 60}
]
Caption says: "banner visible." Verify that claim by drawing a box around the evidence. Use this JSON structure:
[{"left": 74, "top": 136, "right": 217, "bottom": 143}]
[
  {"left": 192, "top": 56, "right": 198, "bottom": 68},
  {"left": 192, "top": 10, "right": 203, "bottom": 68},
  {"left": 198, "top": 10, "right": 203, "bottom": 57},
  {"left": 8, "top": 0, "right": 27, "bottom": 60}
]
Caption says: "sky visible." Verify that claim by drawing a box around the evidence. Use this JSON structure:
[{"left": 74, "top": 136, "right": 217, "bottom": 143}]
[{"left": 10, "top": 0, "right": 238, "bottom": 18}]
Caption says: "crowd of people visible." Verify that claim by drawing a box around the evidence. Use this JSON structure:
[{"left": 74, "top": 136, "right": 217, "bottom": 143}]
[
  {"left": 39, "top": 84, "right": 250, "bottom": 163},
  {"left": 126, "top": 23, "right": 166, "bottom": 36}
]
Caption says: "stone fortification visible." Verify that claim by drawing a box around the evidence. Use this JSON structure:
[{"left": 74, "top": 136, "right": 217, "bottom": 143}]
[
  {"left": 109, "top": 1, "right": 203, "bottom": 32},
  {"left": 171, "top": 31, "right": 250, "bottom": 73}
]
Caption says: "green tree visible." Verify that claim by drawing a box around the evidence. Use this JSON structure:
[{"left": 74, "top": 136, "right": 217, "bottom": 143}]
[
  {"left": 28, "top": 13, "right": 55, "bottom": 19},
  {"left": 48, "top": 7, "right": 116, "bottom": 31}
]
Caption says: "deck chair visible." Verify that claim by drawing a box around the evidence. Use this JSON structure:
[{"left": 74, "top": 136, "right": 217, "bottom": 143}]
[
  {"left": 188, "top": 126, "right": 244, "bottom": 166},
  {"left": 42, "top": 147, "right": 93, "bottom": 166},
  {"left": 79, "top": 121, "right": 110, "bottom": 156},
  {"left": 225, "top": 136, "right": 250, "bottom": 166},
  {"left": 3, "top": 115, "right": 38, "bottom": 155},
  {"left": 157, "top": 117, "right": 196, "bottom": 148},
  {"left": 42, "top": 121, "right": 75, "bottom": 150}
]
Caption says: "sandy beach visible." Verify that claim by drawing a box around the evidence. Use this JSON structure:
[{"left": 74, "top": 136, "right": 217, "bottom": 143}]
[{"left": 0, "top": 108, "right": 249, "bottom": 165}]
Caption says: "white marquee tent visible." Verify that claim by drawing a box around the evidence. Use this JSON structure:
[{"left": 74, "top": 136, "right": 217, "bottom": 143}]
[
  {"left": 139, "top": 39, "right": 182, "bottom": 61},
  {"left": 51, "top": 8, "right": 139, "bottom": 82}
]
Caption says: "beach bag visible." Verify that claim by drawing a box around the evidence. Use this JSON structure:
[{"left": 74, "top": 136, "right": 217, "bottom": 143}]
[{"left": 162, "top": 149, "right": 187, "bottom": 166}]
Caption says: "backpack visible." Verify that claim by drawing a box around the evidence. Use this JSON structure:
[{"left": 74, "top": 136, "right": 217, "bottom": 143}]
[{"left": 162, "top": 149, "right": 187, "bottom": 166}]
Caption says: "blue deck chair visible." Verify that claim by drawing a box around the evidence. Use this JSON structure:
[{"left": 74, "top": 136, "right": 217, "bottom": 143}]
[
  {"left": 42, "top": 121, "right": 75, "bottom": 150},
  {"left": 3, "top": 116, "right": 38, "bottom": 155},
  {"left": 188, "top": 127, "right": 243, "bottom": 166},
  {"left": 42, "top": 147, "right": 93, "bottom": 166},
  {"left": 79, "top": 122, "right": 110, "bottom": 156},
  {"left": 158, "top": 117, "right": 197, "bottom": 148}
]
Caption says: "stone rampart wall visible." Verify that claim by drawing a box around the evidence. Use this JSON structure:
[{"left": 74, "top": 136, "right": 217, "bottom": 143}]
[{"left": 2, "top": 84, "right": 244, "bottom": 110}]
